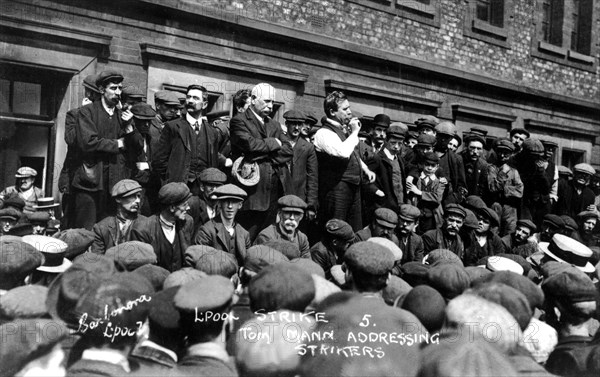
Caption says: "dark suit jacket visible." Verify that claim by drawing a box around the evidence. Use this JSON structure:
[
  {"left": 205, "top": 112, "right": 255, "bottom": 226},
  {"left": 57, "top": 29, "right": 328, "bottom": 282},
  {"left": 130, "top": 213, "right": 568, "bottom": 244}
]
[
  {"left": 463, "top": 156, "right": 491, "bottom": 198},
  {"left": 130, "top": 214, "right": 194, "bottom": 272},
  {"left": 288, "top": 138, "right": 318, "bottom": 210},
  {"left": 72, "top": 101, "right": 138, "bottom": 192},
  {"left": 398, "top": 232, "right": 425, "bottom": 264},
  {"left": 152, "top": 117, "right": 223, "bottom": 183},
  {"left": 230, "top": 108, "right": 293, "bottom": 211},
  {"left": 375, "top": 149, "right": 406, "bottom": 212},
  {"left": 194, "top": 217, "right": 251, "bottom": 265},
  {"left": 91, "top": 215, "right": 150, "bottom": 254}
]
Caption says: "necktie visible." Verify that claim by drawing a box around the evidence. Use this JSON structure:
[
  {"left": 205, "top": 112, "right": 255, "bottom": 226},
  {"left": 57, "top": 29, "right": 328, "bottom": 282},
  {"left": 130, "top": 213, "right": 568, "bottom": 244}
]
[{"left": 193, "top": 122, "right": 200, "bottom": 135}]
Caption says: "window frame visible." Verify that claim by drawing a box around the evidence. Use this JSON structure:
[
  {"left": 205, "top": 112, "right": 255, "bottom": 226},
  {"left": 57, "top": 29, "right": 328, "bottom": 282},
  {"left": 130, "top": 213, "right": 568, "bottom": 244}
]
[
  {"left": 346, "top": 0, "right": 441, "bottom": 28},
  {"left": 463, "top": 0, "right": 511, "bottom": 48}
]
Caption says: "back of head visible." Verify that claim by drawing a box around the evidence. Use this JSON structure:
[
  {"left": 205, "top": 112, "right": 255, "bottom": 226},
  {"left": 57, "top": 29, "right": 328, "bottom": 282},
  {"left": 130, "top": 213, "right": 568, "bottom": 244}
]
[
  {"left": 249, "top": 263, "right": 315, "bottom": 313},
  {"left": 344, "top": 241, "right": 395, "bottom": 293}
]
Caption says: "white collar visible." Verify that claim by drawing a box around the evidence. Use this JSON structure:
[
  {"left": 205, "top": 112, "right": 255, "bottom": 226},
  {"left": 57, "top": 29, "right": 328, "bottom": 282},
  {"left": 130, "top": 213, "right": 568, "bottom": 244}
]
[
  {"left": 81, "top": 348, "right": 130, "bottom": 373},
  {"left": 159, "top": 214, "right": 175, "bottom": 228},
  {"left": 419, "top": 172, "right": 437, "bottom": 181},
  {"left": 186, "top": 342, "right": 230, "bottom": 363},
  {"left": 186, "top": 112, "right": 202, "bottom": 127},
  {"left": 139, "top": 340, "right": 178, "bottom": 363},
  {"left": 383, "top": 148, "right": 396, "bottom": 160},
  {"left": 249, "top": 107, "right": 264, "bottom": 125},
  {"left": 101, "top": 98, "right": 116, "bottom": 116}
]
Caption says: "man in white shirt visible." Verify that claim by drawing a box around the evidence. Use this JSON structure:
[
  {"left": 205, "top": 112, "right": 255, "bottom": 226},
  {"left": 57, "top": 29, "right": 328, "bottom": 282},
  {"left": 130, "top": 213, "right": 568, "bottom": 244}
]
[{"left": 313, "top": 90, "right": 375, "bottom": 231}]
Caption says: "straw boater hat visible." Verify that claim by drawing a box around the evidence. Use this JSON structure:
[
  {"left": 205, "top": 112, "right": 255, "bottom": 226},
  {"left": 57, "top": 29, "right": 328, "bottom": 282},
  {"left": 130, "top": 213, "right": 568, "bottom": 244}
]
[
  {"left": 21, "top": 235, "right": 71, "bottom": 273},
  {"left": 33, "top": 197, "right": 60, "bottom": 210},
  {"left": 539, "top": 234, "right": 595, "bottom": 273},
  {"left": 232, "top": 157, "right": 260, "bottom": 187}
]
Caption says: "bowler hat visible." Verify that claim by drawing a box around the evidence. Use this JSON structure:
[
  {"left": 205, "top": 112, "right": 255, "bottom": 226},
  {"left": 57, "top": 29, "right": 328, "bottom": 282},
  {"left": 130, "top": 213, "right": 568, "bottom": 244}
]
[
  {"left": 372, "top": 114, "right": 391, "bottom": 129},
  {"left": 510, "top": 128, "right": 530, "bottom": 138}
]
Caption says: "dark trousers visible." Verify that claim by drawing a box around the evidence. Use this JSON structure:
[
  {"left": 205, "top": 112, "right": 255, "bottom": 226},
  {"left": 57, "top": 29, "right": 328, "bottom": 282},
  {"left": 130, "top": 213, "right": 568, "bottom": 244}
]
[
  {"left": 71, "top": 189, "right": 112, "bottom": 230},
  {"left": 237, "top": 176, "right": 282, "bottom": 242},
  {"left": 320, "top": 181, "right": 362, "bottom": 232}
]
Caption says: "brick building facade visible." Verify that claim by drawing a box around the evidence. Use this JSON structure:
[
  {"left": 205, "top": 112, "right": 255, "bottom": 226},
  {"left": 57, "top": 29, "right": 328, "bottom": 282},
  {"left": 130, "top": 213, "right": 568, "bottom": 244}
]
[{"left": 1, "top": 0, "right": 598, "bottom": 196}]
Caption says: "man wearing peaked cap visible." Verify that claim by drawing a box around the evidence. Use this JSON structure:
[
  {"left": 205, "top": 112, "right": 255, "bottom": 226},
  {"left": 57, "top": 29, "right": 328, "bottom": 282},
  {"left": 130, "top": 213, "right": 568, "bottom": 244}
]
[
  {"left": 194, "top": 183, "right": 251, "bottom": 266},
  {"left": 121, "top": 85, "right": 145, "bottom": 109},
  {"left": 282, "top": 110, "right": 319, "bottom": 222},
  {"left": 105, "top": 240, "right": 157, "bottom": 270},
  {"left": 130, "top": 182, "right": 195, "bottom": 272},
  {"left": 434, "top": 121, "right": 468, "bottom": 207},
  {"left": 174, "top": 276, "right": 238, "bottom": 376},
  {"left": 193, "top": 167, "right": 228, "bottom": 226},
  {"left": 556, "top": 162, "right": 596, "bottom": 219},
  {"left": 502, "top": 218, "right": 537, "bottom": 253},
  {"left": 461, "top": 130, "right": 492, "bottom": 199},
  {"left": 490, "top": 138, "right": 523, "bottom": 237},
  {"left": 543, "top": 269, "right": 598, "bottom": 376},
  {"left": 509, "top": 128, "right": 530, "bottom": 152},
  {"left": 255, "top": 195, "right": 310, "bottom": 258},
  {"left": 130, "top": 286, "right": 182, "bottom": 372},
  {"left": 355, "top": 207, "right": 400, "bottom": 245},
  {"left": 577, "top": 210, "right": 600, "bottom": 247},
  {"left": 0, "top": 239, "right": 43, "bottom": 291},
  {"left": 535, "top": 214, "right": 565, "bottom": 243},
  {"left": 422, "top": 204, "right": 466, "bottom": 260},
  {"left": 464, "top": 206, "right": 505, "bottom": 266},
  {"left": 27, "top": 211, "right": 50, "bottom": 235},
  {"left": 310, "top": 218, "right": 354, "bottom": 281},
  {"left": 91, "top": 179, "right": 149, "bottom": 254},
  {"left": 0, "top": 167, "right": 44, "bottom": 214},
  {"left": 150, "top": 90, "right": 182, "bottom": 164},
  {"left": 414, "top": 115, "right": 439, "bottom": 136},
  {"left": 343, "top": 241, "right": 395, "bottom": 298},
  {"left": 373, "top": 122, "right": 409, "bottom": 212},
  {"left": 395, "top": 204, "right": 425, "bottom": 264},
  {"left": 0, "top": 207, "right": 21, "bottom": 235}
]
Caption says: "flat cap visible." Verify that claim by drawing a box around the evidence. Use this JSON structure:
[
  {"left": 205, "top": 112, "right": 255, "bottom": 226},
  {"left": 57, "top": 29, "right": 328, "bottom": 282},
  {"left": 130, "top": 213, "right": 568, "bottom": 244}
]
[
  {"left": 175, "top": 275, "right": 234, "bottom": 313},
  {"left": 83, "top": 74, "right": 100, "bottom": 93},
  {"left": 542, "top": 269, "right": 598, "bottom": 303},
  {"left": 470, "top": 127, "right": 488, "bottom": 136},
  {"left": 163, "top": 267, "right": 207, "bottom": 289},
  {"left": 543, "top": 214, "right": 565, "bottom": 229},
  {"left": 558, "top": 165, "right": 573, "bottom": 177},
  {"left": 541, "top": 140, "right": 558, "bottom": 150},
  {"left": 464, "top": 266, "right": 491, "bottom": 283},
  {"left": 426, "top": 263, "right": 470, "bottom": 300},
  {"left": 477, "top": 206, "right": 500, "bottom": 227},
  {"left": 373, "top": 207, "right": 398, "bottom": 228},
  {"left": 244, "top": 245, "right": 289, "bottom": 273},
  {"left": 211, "top": 183, "right": 247, "bottom": 202},
  {"left": 466, "top": 133, "right": 486, "bottom": 146},
  {"left": 414, "top": 115, "right": 439, "bottom": 130},
  {"left": 486, "top": 256, "right": 524, "bottom": 275},
  {"left": 105, "top": 241, "right": 156, "bottom": 270},
  {"left": 122, "top": 85, "right": 144, "bottom": 99},
  {"left": 154, "top": 90, "right": 183, "bottom": 106},
  {"left": 522, "top": 138, "right": 545, "bottom": 155},
  {"left": 368, "top": 237, "right": 402, "bottom": 262},
  {"left": 291, "top": 257, "right": 325, "bottom": 278},
  {"left": 15, "top": 166, "right": 37, "bottom": 178},
  {"left": 53, "top": 228, "right": 95, "bottom": 259},
  {"left": 26, "top": 211, "right": 50, "bottom": 224},
  {"left": 130, "top": 103, "right": 156, "bottom": 120},
  {"left": 6, "top": 224, "right": 33, "bottom": 237},
  {"left": 517, "top": 219, "right": 537, "bottom": 233},
  {"left": 509, "top": 128, "right": 530, "bottom": 138},
  {"left": 189, "top": 246, "right": 238, "bottom": 278},
  {"left": 462, "top": 208, "right": 478, "bottom": 229},
  {"left": 399, "top": 204, "right": 420, "bottom": 221},
  {"left": 199, "top": 167, "right": 227, "bottom": 185},
  {"left": 148, "top": 286, "right": 181, "bottom": 333},
  {"left": 0, "top": 207, "right": 21, "bottom": 221},
  {"left": 423, "top": 248, "right": 464, "bottom": 267},
  {"left": 444, "top": 203, "right": 466, "bottom": 219},
  {"left": 387, "top": 123, "right": 407, "bottom": 139},
  {"left": 324, "top": 219, "right": 354, "bottom": 242},
  {"left": 277, "top": 195, "right": 307, "bottom": 213},
  {"left": 577, "top": 210, "right": 600, "bottom": 221},
  {"left": 3, "top": 195, "right": 25, "bottom": 211},
  {"left": 373, "top": 114, "right": 391, "bottom": 128},
  {"left": 263, "top": 240, "right": 301, "bottom": 260},
  {"left": 399, "top": 262, "right": 430, "bottom": 287},
  {"left": 249, "top": 263, "right": 315, "bottom": 312},
  {"left": 470, "top": 282, "right": 532, "bottom": 331},
  {"left": 158, "top": 182, "right": 192, "bottom": 205},
  {"left": 111, "top": 179, "right": 142, "bottom": 198},
  {"left": 573, "top": 163, "right": 595, "bottom": 176},
  {"left": 344, "top": 241, "right": 394, "bottom": 275},
  {"left": 0, "top": 319, "right": 69, "bottom": 376},
  {"left": 423, "top": 151, "right": 439, "bottom": 164},
  {"left": 304, "top": 111, "right": 318, "bottom": 126},
  {"left": 95, "top": 70, "right": 123, "bottom": 87},
  {"left": 133, "top": 264, "right": 169, "bottom": 291},
  {"left": 381, "top": 274, "right": 411, "bottom": 305},
  {"left": 560, "top": 215, "right": 578, "bottom": 231},
  {"left": 416, "top": 133, "right": 436, "bottom": 147},
  {"left": 399, "top": 285, "right": 446, "bottom": 333},
  {"left": 283, "top": 109, "right": 306, "bottom": 122},
  {"left": 0, "top": 285, "right": 48, "bottom": 320},
  {"left": 473, "top": 270, "right": 544, "bottom": 310},
  {"left": 407, "top": 130, "right": 419, "bottom": 140},
  {"left": 495, "top": 138, "right": 515, "bottom": 152},
  {"left": 0, "top": 240, "right": 43, "bottom": 284}
]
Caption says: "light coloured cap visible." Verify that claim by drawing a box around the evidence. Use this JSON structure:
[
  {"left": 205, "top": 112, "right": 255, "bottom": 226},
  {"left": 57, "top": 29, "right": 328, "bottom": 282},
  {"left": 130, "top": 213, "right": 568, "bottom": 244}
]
[
  {"left": 486, "top": 256, "right": 524, "bottom": 275},
  {"left": 15, "top": 167, "right": 37, "bottom": 178},
  {"left": 573, "top": 163, "right": 595, "bottom": 176}
]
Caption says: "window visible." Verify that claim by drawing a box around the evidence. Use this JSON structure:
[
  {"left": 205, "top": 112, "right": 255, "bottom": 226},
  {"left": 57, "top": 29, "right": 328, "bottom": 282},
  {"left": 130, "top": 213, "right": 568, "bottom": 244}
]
[
  {"left": 533, "top": 0, "right": 596, "bottom": 69},
  {"left": 561, "top": 148, "right": 585, "bottom": 170},
  {"left": 476, "top": 0, "right": 505, "bottom": 27},
  {"left": 347, "top": 0, "right": 440, "bottom": 27}
]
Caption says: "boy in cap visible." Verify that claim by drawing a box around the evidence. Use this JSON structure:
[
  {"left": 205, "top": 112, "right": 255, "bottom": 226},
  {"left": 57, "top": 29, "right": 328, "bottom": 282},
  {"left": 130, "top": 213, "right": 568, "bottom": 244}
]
[
  {"left": 310, "top": 219, "right": 355, "bottom": 280},
  {"left": 556, "top": 163, "right": 597, "bottom": 219},
  {"left": 70, "top": 70, "right": 141, "bottom": 230},
  {"left": 282, "top": 109, "right": 318, "bottom": 222},
  {"left": 408, "top": 152, "right": 447, "bottom": 233},
  {"left": 194, "top": 184, "right": 251, "bottom": 265},
  {"left": 414, "top": 115, "right": 439, "bottom": 136},
  {"left": 501, "top": 219, "right": 537, "bottom": 253},
  {"left": 131, "top": 182, "right": 194, "bottom": 272},
  {"left": 121, "top": 85, "right": 145, "bottom": 110},
  {"left": 91, "top": 179, "right": 149, "bottom": 253},
  {"left": 488, "top": 139, "right": 524, "bottom": 236},
  {"left": 396, "top": 204, "right": 425, "bottom": 264},
  {"left": 355, "top": 207, "right": 400, "bottom": 246},
  {"left": 435, "top": 121, "right": 468, "bottom": 204},
  {"left": 173, "top": 276, "right": 238, "bottom": 376},
  {"left": 0, "top": 167, "right": 44, "bottom": 214},
  {"left": 374, "top": 123, "right": 407, "bottom": 212},
  {"left": 255, "top": 195, "right": 310, "bottom": 258},
  {"left": 422, "top": 203, "right": 466, "bottom": 258}
]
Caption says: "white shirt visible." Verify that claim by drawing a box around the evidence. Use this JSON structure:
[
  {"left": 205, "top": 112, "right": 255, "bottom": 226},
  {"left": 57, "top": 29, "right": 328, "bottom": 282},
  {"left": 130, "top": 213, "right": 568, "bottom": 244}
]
[
  {"left": 138, "top": 339, "right": 178, "bottom": 363},
  {"left": 159, "top": 214, "right": 176, "bottom": 244},
  {"left": 101, "top": 98, "right": 115, "bottom": 116},
  {"left": 383, "top": 148, "right": 396, "bottom": 161},
  {"left": 313, "top": 119, "right": 359, "bottom": 159},
  {"left": 186, "top": 112, "right": 201, "bottom": 132},
  {"left": 250, "top": 107, "right": 265, "bottom": 125}
]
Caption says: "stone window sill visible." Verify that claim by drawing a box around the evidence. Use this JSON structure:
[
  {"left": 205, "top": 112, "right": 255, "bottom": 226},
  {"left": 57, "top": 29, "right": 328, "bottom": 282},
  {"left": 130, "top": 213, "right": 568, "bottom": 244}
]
[
  {"left": 538, "top": 41, "right": 567, "bottom": 57},
  {"left": 568, "top": 50, "right": 595, "bottom": 64}
]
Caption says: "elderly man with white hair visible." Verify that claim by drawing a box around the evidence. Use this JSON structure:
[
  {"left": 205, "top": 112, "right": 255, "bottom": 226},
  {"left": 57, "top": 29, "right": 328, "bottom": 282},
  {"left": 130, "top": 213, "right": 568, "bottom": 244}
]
[{"left": 230, "top": 83, "right": 294, "bottom": 241}]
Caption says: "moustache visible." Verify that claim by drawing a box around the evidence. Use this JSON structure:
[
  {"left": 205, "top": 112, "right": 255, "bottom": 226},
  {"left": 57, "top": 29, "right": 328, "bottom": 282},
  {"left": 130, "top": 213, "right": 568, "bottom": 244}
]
[{"left": 283, "top": 220, "right": 298, "bottom": 227}]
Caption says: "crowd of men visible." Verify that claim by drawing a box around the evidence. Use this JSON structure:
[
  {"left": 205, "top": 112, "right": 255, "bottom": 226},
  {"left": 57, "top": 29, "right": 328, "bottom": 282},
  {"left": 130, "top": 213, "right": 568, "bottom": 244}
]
[{"left": 1, "top": 71, "right": 600, "bottom": 376}]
